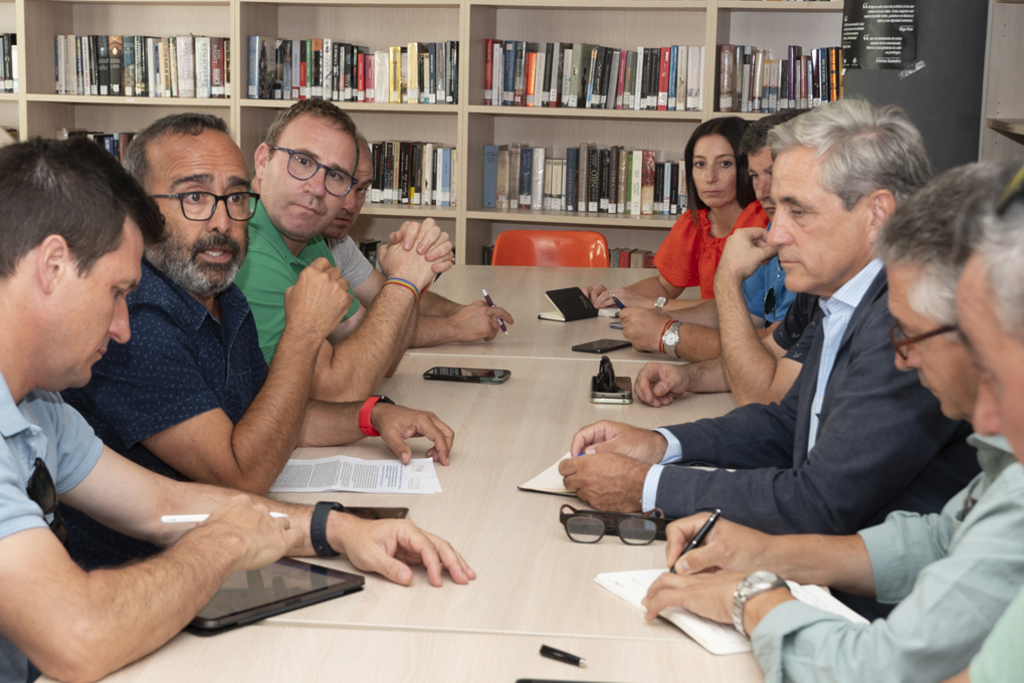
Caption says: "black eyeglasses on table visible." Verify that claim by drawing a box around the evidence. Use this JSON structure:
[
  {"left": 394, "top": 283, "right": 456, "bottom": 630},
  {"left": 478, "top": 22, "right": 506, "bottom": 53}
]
[
  {"left": 889, "top": 321, "right": 958, "bottom": 361},
  {"left": 559, "top": 504, "right": 668, "bottom": 545},
  {"left": 269, "top": 145, "right": 357, "bottom": 198},
  {"left": 149, "top": 192, "right": 261, "bottom": 222},
  {"left": 26, "top": 458, "right": 69, "bottom": 548}
]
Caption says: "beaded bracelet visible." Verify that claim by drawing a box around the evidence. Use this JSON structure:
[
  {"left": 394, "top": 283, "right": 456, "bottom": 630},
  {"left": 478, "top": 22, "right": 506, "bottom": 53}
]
[
  {"left": 383, "top": 277, "right": 421, "bottom": 302},
  {"left": 658, "top": 320, "right": 674, "bottom": 354}
]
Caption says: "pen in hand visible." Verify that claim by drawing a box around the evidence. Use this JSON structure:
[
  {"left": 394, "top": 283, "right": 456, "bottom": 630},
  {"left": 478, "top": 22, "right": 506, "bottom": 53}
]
[
  {"left": 481, "top": 288, "right": 508, "bottom": 335},
  {"left": 670, "top": 508, "right": 721, "bottom": 573},
  {"left": 611, "top": 295, "right": 626, "bottom": 310},
  {"left": 161, "top": 512, "right": 288, "bottom": 524}
]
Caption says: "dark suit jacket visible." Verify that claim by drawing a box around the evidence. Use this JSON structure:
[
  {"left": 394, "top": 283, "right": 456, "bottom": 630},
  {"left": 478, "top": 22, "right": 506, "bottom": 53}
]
[{"left": 657, "top": 269, "right": 978, "bottom": 535}]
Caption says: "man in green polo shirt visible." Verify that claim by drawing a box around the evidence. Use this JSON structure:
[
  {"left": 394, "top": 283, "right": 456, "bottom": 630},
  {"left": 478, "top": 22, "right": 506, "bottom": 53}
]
[{"left": 236, "top": 99, "right": 453, "bottom": 402}]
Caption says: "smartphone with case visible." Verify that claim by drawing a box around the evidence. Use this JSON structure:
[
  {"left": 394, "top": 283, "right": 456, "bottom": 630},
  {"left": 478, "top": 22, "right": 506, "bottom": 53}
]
[
  {"left": 590, "top": 376, "right": 633, "bottom": 404},
  {"left": 572, "top": 339, "right": 632, "bottom": 354},
  {"left": 423, "top": 367, "right": 511, "bottom": 384}
]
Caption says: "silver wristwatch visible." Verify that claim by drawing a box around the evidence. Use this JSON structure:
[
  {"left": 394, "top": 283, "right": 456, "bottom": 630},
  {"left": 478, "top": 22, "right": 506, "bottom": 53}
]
[
  {"left": 654, "top": 296, "right": 667, "bottom": 311},
  {"left": 661, "top": 321, "right": 682, "bottom": 358},
  {"left": 732, "top": 570, "right": 787, "bottom": 636}
]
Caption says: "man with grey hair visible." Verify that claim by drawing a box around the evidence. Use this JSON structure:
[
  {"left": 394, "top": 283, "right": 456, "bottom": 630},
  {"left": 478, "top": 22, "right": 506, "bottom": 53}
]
[
  {"left": 560, "top": 101, "right": 977, "bottom": 547},
  {"left": 62, "top": 113, "right": 458, "bottom": 570},
  {"left": 637, "top": 161, "right": 1024, "bottom": 683},
  {"left": 945, "top": 164, "right": 1024, "bottom": 683}
]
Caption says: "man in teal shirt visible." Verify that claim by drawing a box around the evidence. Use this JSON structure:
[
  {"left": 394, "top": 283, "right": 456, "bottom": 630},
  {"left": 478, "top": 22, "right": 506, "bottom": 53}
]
[
  {"left": 639, "top": 162, "right": 1024, "bottom": 683},
  {"left": 947, "top": 164, "right": 1024, "bottom": 683},
  {"left": 235, "top": 99, "right": 453, "bottom": 402}
]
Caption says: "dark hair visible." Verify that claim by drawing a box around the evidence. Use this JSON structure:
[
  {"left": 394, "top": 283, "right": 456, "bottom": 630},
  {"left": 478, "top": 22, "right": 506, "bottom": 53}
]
[
  {"left": 0, "top": 137, "right": 165, "bottom": 278},
  {"left": 739, "top": 109, "right": 804, "bottom": 157},
  {"left": 684, "top": 116, "right": 756, "bottom": 223},
  {"left": 263, "top": 99, "right": 358, "bottom": 157},
  {"left": 124, "top": 113, "right": 230, "bottom": 188}
]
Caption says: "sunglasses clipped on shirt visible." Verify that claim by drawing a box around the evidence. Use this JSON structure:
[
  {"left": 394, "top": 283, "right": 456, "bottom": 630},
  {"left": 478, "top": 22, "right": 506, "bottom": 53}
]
[{"left": 27, "top": 458, "right": 70, "bottom": 548}]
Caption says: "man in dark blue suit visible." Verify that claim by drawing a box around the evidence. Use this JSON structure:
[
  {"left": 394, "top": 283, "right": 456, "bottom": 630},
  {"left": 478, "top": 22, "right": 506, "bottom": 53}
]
[{"left": 560, "top": 100, "right": 977, "bottom": 538}]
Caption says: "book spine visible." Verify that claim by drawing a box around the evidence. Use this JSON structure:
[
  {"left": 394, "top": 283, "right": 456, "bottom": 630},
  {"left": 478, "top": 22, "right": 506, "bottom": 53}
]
[
  {"left": 531, "top": 147, "right": 545, "bottom": 210},
  {"left": 108, "top": 36, "right": 123, "bottom": 96},
  {"left": 196, "top": 36, "right": 210, "bottom": 98},
  {"left": 719, "top": 44, "right": 734, "bottom": 112},
  {"left": 519, "top": 146, "right": 532, "bottom": 208},
  {"left": 496, "top": 147, "right": 509, "bottom": 209},
  {"left": 483, "top": 144, "right": 499, "bottom": 208}
]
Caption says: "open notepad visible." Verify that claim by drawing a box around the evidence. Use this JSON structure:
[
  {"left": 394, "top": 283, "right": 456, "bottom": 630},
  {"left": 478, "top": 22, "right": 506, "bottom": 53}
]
[
  {"left": 595, "top": 568, "right": 868, "bottom": 655},
  {"left": 518, "top": 453, "right": 575, "bottom": 496}
]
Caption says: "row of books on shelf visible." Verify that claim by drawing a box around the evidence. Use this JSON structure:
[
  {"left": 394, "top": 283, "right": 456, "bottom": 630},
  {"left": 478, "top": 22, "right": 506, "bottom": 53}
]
[
  {"left": 0, "top": 34, "right": 17, "bottom": 94},
  {"left": 367, "top": 141, "right": 458, "bottom": 207},
  {"left": 482, "top": 144, "right": 688, "bottom": 217},
  {"left": 718, "top": 44, "right": 844, "bottom": 113},
  {"left": 54, "top": 35, "right": 230, "bottom": 98},
  {"left": 484, "top": 40, "right": 705, "bottom": 112},
  {"left": 247, "top": 38, "right": 459, "bottom": 104},
  {"left": 55, "top": 128, "right": 135, "bottom": 164}
]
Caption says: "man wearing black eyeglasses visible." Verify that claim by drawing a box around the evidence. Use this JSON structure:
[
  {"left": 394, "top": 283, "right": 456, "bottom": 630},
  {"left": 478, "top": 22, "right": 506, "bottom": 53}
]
[
  {"left": 0, "top": 137, "right": 473, "bottom": 683},
  {"left": 234, "top": 99, "right": 454, "bottom": 403},
  {"left": 60, "top": 114, "right": 457, "bottom": 571},
  {"left": 640, "top": 162, "right": 1024, "bottom": 683}
]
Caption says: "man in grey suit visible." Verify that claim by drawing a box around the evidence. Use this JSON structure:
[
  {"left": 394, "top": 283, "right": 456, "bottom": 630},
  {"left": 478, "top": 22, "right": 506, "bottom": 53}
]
[{"left": 560, "top": 100, "right": 977, "bottom": 538}]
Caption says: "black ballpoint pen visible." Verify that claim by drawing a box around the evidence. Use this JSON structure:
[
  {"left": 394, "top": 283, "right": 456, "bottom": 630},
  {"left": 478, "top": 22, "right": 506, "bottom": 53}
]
[
  {"left": 669, "top": 508, "right": 722, "bottom": 574},
  {"left": 540, "top": 644, "right": 586, "bottom": 668}
]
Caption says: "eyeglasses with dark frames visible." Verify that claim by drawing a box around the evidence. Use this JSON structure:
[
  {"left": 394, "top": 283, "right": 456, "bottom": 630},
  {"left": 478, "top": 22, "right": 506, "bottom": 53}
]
[
  {"left": 996, "top": 164, "right": 1024, "bottom": 217},
  {"left": 559, "top": 504, "right": 667, "bottom": 545},
  {"left": 269, "top": 145, "right": 357, "bottom": 198},
  {"left": 889, "top": 321, "right": 958, "bottom": 361},
  {"left": 26, "top": 458, "right": 69, "bottom": 548},
  {"left": 149, "top": 192, "right": 261, "bottom": 222}
]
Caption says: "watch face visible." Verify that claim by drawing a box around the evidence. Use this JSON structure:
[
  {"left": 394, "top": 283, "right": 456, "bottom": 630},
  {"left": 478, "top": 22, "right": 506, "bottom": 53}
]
[{"left": 664, "top": 327, "right": 680, "bottom": 347}]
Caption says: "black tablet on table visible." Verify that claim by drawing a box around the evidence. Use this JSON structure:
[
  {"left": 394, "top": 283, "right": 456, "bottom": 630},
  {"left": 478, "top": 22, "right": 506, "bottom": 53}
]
[{"left": 188, "top": 558, "right": 364, "bottom": 635}]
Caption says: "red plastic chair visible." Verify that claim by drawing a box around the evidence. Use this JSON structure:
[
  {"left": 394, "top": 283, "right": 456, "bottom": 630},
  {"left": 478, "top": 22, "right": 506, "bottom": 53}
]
[{"left": 491, "top": 230, "right": 610, "bottom": 267}]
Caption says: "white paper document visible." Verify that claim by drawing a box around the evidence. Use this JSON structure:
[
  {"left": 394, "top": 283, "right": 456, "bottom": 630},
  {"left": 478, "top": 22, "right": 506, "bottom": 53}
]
[
  {"left": 595, "top": 568, "right": 867, "bottom": 656},
  {"left": 270, "top": 456, "right": 442, "bottom": 494},
  {"left": 518, "top": 452, "right": 575, "bottom": 496}
]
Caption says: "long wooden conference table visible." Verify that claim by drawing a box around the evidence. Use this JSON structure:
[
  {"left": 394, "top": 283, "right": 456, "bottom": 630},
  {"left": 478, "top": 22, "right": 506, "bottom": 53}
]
[{"left": 73, "top": 267, "right": 761, "bottom": 683}]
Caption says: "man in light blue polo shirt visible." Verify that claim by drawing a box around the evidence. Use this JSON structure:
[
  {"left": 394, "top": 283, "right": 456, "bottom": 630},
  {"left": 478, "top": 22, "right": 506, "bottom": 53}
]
[{"left": 0, "top": 138, "right": 473, "bottom": 683}]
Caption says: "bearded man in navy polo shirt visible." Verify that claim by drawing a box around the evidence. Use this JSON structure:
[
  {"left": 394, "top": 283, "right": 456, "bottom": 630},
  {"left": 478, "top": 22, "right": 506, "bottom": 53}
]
[{"left": 63, "top": 113, "right": 457, "bottom": 569}]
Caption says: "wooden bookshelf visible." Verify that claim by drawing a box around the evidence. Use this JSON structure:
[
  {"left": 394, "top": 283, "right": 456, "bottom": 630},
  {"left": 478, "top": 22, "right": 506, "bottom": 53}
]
[
  {"left": 981, "top": 0, "right": 1024, "bottom": 161},
  {"left": 7, "top": 0, "right": 853, "bottom": 263}
]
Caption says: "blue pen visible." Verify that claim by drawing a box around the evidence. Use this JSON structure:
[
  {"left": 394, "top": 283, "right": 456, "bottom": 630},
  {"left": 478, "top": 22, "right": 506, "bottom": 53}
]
[
  {"left": 481, "top": 288, "right": 508, "bottom": 335},
  {"left": 609, "top": 322, "right": 624, "bottom": 330},
  {"left": 611, "top": 295, "right": 626, "bottom": 310}
]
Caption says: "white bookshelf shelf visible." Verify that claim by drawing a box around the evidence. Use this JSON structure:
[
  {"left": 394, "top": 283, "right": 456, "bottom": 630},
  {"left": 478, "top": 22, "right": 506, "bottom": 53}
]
[
  {"left": 240, "top": 100, "right": 459, "bottom": 113},
  {"left": 363, "top": 204, "right": 459, "bottom": 218},
  {"left": 466, "top": 105, "right": 703, "bottom": 120},
  {"left": 466, "top": 208, "right": 678, "bottom": 229},
  {"left": 27, "top": 94, "right": 232, "bottom": 106},
  {"left": 718, "top": 0, "right": 843, "bottom": 11}
]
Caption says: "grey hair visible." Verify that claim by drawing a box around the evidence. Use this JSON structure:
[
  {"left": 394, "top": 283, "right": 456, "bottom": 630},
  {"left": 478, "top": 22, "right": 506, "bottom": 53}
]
[
  {"left": 768, "top": 99, "right": 932, "bottom": 210},
  {"left": 124, "top": 113, "right": 230, "bottom": 188},
  {"left": 875, "top": 162, "right": 1005, "bottom": 325},
  {"left": 975, "top": 163, "right": 1024, "bottom": 340}
]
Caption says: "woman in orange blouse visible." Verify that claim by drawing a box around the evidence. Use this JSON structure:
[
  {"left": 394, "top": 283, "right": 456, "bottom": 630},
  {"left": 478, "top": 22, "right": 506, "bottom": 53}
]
[{"left": 583, "top": 117, "right": 767, "bottom": 311}]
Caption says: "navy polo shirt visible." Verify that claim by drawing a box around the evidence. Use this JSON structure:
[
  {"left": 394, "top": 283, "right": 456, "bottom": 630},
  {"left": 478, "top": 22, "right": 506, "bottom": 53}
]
[{"left": 61, "top": 257, "right": 269, "bottom": 569}]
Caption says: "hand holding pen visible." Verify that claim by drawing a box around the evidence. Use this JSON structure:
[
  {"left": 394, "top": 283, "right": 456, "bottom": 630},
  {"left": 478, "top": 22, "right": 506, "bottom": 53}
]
[
  {"left": 670, "top": 509, "right": 721, "bottom": 573},
  {"left": 481, "top": 288, "right": 508, "bottom": 335}
]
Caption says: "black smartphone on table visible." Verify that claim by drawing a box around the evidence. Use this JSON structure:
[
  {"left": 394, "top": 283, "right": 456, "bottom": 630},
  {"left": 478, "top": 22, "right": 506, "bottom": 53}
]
[
  {"left": 423, "top": 367, "right": 511, "bottom": 384},
  {"left": 571, "top": 339, "right": 632, "bottom": 354}
]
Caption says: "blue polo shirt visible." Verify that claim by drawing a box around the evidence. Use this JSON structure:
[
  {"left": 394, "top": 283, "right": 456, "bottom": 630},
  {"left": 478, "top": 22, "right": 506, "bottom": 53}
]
[
  {"left": 0, "top": 371, "right": 103, "bottom": 683},
  {"left": 61, "top": 257, "right": 269, "bottom": 569},
  {"left": 741, "top": 223, "right": 796, "bottom": 326}
]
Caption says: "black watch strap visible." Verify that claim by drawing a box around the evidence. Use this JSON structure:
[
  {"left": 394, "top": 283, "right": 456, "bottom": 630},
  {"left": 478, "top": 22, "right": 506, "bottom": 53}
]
[{"left": 311, "top": 501, "right": 346, "bottom": 557}]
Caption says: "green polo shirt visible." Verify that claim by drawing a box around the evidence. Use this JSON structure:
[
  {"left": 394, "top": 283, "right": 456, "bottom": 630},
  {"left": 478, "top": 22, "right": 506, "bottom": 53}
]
[{"left": 236, "top": 202, "right": 360, "bottom": 363}]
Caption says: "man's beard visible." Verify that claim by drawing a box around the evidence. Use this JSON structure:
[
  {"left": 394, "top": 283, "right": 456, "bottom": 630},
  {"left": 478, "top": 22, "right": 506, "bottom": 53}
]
[{"left": 147, "top": 232, "right": 247, "bottom": 300}]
